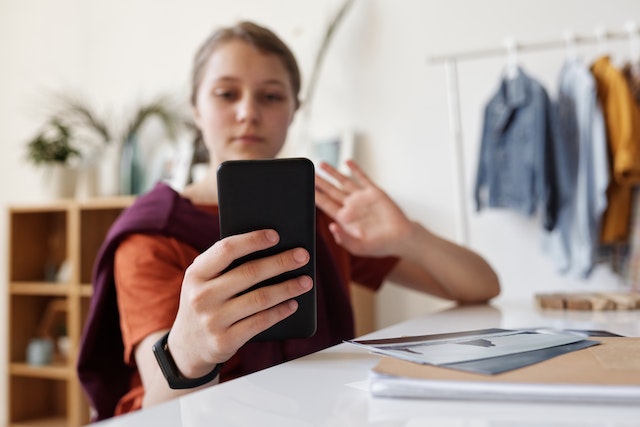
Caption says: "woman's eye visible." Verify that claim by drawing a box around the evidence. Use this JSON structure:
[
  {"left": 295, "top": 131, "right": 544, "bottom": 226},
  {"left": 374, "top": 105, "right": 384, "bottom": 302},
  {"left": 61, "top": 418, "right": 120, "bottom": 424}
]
[
  {"left": 213, "top": 89, "right": 237, "bottom": 100},
  {"left": 262, "top": 93, "right": 285, "bottom": 102}
]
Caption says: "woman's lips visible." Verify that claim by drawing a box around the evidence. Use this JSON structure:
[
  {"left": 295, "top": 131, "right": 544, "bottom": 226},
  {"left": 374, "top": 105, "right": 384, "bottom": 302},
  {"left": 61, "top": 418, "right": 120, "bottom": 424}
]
[{"left": 233, "top": 135, "right": 263, "bottom": 144}]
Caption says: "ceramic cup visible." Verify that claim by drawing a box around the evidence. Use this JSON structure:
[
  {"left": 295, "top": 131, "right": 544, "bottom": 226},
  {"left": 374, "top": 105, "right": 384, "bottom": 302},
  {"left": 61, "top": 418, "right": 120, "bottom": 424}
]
[{"left": 26, "top": 338, "right": 54, "bottom": 366}]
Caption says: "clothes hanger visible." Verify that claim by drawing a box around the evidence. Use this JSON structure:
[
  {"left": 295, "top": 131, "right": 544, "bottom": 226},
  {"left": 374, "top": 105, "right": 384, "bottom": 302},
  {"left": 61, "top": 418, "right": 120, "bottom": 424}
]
[
  {"left": 563, "top": 29, "right": 579, "bottom": 62},
  {"left": 625, "top": 20, "right": 640, "bottom": 76},
  {"left": 594, "top": 25, "right": 609, "bottom": 58},
  {"left": 502, "top": 36, "right": 519, "bottom": 80}
]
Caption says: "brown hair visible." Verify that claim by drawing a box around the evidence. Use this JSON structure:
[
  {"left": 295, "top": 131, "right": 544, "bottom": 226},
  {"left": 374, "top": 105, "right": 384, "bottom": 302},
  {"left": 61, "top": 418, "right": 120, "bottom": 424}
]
[{"left": 190, "top": 21, "right": 301, "bottom": 109}]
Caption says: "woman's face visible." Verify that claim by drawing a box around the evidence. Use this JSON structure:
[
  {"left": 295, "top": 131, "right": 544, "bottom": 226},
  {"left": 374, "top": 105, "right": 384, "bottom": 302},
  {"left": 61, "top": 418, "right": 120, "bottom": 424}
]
[{"left": 193, "top": 40, "right": 297, "bottom": 164}]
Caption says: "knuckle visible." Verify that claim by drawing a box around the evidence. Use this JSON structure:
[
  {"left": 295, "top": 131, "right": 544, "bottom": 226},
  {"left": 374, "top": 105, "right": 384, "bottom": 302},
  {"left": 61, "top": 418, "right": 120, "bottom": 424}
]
[
  {"left": 248, "top": 286, "right": 270, "bottom": 308},
  {"left": 214, "top": 238, "right": 233, "bottom": 255},
  {"left": 207, "top": 332, "right": 235, "bottom": 362},
  {"left": 278, "top": 252, "right": 292, "bottom": 270},
  {"left": 183, "top": 263, "right": 197, "bottom": 282},
  {"left": 241, "top": 260, "right": 259, "bottom": 282},
  {"left": 251, "top": 314, "right": 272, "bottom": 333},
  {"left": 185, "top": 285, "right": 208, "bottom": 311}
]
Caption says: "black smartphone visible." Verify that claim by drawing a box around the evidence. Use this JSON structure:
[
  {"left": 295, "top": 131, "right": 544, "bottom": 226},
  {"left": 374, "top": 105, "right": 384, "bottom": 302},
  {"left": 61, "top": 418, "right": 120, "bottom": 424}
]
[{"left": 217, "top": 158, "right": 316, "bottom": 341}]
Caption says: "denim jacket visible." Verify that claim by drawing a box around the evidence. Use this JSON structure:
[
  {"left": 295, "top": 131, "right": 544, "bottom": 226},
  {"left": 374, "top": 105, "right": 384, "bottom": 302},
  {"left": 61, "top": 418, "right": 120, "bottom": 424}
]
[
  {"left": 474, "top": 67, "right": 559, "bottom": 230},
  {"left": 542, "top": 59, "right": 609, "bottom": 278}
]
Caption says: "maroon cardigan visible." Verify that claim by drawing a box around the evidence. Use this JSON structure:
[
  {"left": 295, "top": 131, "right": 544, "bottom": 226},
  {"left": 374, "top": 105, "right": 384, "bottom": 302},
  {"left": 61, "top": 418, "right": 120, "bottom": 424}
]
[{"left": 77, "top": 183, "right": 357, "bottom": 420}]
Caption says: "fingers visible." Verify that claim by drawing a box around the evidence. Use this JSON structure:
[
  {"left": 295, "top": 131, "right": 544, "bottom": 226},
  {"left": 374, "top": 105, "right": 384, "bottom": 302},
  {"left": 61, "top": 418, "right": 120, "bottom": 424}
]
[
  {"left": 188, "top": 229, "right": 279, "bottom": 283},
  {"left": 185, "top": 228, "right": 311, "bottom": 304},
  {"left": 219, "top": 247, "right": 310, "bottom": 299},
  {"left": 210, "top": 246, "right": 312, "bottom": 345},
  {"left": 315, "top": 175, "right": 345, "bottom": 217},
  {"left": 317, "top": 161, "right": 360, "bottom": 193},
  {"left": 345, "top": 159, "right": 375, "bottom": 188},
  {"left": 226, "top": 274, "right": 312, "bottom": 332},
  {"left": 176, "top": 230, "right": 313, "bottom": 367}
]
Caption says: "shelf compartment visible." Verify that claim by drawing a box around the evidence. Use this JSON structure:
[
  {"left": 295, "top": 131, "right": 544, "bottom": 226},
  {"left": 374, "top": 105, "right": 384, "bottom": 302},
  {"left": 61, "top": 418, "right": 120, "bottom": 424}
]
[
  {"left": 9, "top": 295, "right": 68, "bottom": 363},
  {"left": 79, "top": 206, "right": 128, "bottom": 283},
  {"left": 9, "top": 210, "right": 68, "bottom": 283},
  {"left": 8, "top": 377, "right": 67, "bottom": 426}
]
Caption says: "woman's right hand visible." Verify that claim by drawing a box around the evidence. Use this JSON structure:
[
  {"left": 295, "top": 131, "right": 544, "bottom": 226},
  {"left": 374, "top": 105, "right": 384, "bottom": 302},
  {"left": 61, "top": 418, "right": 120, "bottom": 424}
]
[
  {"left": 167, "top": 229, "right": 312, "bottom": 379},
  {"left": 136, "top": 229, "right": 311, "bottom": 408}
]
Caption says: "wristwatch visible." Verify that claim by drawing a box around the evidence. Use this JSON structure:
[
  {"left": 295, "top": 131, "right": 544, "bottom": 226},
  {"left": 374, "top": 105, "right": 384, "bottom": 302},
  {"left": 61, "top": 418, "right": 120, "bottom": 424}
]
[{"left": 152, "top": 331, "right": 223, "bottom": 389}]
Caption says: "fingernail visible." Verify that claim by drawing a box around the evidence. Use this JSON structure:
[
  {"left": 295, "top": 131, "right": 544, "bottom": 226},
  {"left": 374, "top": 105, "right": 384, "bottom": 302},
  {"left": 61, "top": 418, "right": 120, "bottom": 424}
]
[
  {"left": 298, "top": 275, "right": 312, "bottom": 290},
  {"left": 293, "top": 248, "right": 309, "bottom": 263},
  {"left": 265, "top": 230, "right": 279, "bottom": 243}
]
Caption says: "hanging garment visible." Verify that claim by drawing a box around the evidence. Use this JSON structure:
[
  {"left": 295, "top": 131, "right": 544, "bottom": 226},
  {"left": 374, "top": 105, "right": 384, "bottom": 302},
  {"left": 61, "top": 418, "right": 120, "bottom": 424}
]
[
  {"left": 590, "top": 56, "right": 640, "bottom": 244},
  {"left": 474, "top": 67, "right": 560, "bottom": 231},
  {"left": 624, "top": 188, "right": 640, "bottom": 286},
  {"left": 542, "top": 59, "right": 609, "bottom": 278},
  {"left": 621, "top": 62, "right": 640, "bottom": 106},
  {"left": 621, "top": 62, "right": 640, "bottom": 286}
]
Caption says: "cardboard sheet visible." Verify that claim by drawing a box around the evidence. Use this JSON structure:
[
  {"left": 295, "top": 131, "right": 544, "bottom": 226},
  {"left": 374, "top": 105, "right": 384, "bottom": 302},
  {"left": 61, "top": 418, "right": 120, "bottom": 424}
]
[{"left": 371, "top": 337, "right": 640, "bottom": 404}]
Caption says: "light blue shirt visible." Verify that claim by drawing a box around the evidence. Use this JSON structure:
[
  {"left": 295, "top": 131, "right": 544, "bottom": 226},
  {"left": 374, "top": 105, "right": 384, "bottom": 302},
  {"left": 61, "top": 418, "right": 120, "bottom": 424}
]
[{"left": 543, "top": 58, "right": 609, "bottom": 278}]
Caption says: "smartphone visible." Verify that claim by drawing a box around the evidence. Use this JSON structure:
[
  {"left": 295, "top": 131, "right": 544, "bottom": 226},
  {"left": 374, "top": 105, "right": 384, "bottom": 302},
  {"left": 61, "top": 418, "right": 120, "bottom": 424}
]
[{"left": 217, "top": 158, "right": 316, "bottom": 341}]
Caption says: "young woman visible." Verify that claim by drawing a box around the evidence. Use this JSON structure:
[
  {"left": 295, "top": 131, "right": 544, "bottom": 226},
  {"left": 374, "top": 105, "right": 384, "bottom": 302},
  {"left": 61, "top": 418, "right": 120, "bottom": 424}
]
[{"left": 78, "top": 21, "right": 500, "bottom": 420}]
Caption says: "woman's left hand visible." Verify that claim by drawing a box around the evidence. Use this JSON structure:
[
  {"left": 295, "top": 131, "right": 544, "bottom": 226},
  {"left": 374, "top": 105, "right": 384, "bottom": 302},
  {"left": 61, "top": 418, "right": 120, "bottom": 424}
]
[{"left": 315, "top": 160, "right": 411, "bottom": 257}]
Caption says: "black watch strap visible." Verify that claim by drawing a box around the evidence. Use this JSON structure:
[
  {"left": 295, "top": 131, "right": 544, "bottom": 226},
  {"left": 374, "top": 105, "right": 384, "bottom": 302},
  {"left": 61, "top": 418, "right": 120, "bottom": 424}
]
[{"left": 152, "top": 331, "right": 223, "bottom": 389}]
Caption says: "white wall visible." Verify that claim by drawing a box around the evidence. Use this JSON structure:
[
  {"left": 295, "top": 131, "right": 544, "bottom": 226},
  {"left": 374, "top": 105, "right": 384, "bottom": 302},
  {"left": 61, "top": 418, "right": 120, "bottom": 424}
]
[{"left": 2, "top": 0, "right": 640, "bottom": 423}]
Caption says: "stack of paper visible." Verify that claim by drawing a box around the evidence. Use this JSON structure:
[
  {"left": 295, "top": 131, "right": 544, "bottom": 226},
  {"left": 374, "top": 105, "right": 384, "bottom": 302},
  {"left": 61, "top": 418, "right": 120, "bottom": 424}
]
[{"left": 348, "top": 329, "right": 640, "bottom": 404}]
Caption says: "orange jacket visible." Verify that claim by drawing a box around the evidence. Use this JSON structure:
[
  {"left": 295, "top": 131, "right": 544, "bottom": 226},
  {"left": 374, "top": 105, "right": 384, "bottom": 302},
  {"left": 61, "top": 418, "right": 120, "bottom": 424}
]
[{"left": 591, "top": 56, "right": 640, "bottom": 243}]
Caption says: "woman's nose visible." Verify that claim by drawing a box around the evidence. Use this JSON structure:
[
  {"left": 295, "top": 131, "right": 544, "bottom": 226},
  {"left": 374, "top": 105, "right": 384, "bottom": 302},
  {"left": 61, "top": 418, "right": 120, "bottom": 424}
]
[{"left": 236, "top": 95, "right": 260, "bottom": 123}]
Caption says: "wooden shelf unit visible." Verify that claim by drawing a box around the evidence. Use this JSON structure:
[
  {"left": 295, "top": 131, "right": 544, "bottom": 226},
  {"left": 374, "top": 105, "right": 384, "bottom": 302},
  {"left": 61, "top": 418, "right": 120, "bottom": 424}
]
[{"left": 6, "top": 196, "right": 134, "bottom": 427}]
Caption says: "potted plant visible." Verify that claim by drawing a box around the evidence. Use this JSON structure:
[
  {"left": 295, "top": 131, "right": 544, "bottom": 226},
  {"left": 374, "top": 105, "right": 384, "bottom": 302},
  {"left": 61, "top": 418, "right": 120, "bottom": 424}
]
[
  {"left": 26, "top": 118, "right": 81, "bottom": 166},
  {"left": 26, "top": 93, "right": 188, "bottom": 197},
  {"left": 26, "top": 95, "right": 112, "bottom": 198}
]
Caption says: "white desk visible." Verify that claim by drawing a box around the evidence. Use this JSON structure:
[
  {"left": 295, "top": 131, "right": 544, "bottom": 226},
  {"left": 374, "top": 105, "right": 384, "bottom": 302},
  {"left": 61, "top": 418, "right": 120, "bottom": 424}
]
[{"left": 91, "top": 299, "right": 640, "bottom": 426}]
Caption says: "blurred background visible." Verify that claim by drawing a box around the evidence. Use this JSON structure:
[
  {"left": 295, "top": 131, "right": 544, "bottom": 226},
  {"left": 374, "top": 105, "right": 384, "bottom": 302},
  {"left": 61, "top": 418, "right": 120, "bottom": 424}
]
[{"left": 2, "top": 0, "right": 640, "bottom": 421}]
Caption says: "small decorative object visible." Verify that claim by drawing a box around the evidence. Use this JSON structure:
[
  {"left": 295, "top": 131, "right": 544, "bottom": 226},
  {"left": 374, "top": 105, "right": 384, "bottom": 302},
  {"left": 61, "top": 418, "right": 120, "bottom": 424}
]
[
  {"left": 536, "top": 291, "right": 640, "bottom": 311},
  {"left": 56, "top": 335, "right": 70, "bottom": 359},
  {"left": 26, "top": 338, "right": 54, "bottom": 366},
  {"left": 25, "top": 95, "right": 112, "bottom": 198},
  {"left": 35, "top": 299, "right": 68, "bottom": 363},
  {"left": 119, "top": 96, "right": 183, "bottom": 195}
]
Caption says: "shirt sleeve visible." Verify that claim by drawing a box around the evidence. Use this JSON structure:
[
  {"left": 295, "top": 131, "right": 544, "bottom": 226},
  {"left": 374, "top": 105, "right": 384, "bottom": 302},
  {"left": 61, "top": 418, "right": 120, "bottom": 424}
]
[
  {"left": 114, "top": 233, "right": 198, "bottom": 364},
  {"left": 350, "top": 254, "right": 399, "bottom": 292}
]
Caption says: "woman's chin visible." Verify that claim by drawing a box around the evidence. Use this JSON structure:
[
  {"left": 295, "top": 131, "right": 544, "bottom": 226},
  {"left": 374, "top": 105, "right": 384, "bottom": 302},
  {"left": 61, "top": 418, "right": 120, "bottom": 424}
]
[{"left": 230, "top": 149, "right": 279, "bottom": 161}]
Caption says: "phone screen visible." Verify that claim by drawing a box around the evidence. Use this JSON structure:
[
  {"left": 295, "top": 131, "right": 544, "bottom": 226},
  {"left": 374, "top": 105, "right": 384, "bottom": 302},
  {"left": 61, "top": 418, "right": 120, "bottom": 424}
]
[{"left": 217, "top": 158, "right": 316, "bottom": 341}]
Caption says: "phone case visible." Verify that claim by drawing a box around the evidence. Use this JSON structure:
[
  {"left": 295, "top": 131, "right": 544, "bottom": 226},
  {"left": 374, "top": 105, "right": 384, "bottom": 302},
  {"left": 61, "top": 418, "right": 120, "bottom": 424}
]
[{"left": 217, "top": 158, "right": 316, "bottom": 341}]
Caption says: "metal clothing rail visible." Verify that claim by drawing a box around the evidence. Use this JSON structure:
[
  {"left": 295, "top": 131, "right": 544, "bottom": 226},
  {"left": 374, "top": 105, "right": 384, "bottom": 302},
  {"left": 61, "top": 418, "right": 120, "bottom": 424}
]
[
  {"left": 428, "top": 29, "right": 634, "bottom": 64},
  {"left": 429, "top": 25, "right": 639, "bottom": 245}
]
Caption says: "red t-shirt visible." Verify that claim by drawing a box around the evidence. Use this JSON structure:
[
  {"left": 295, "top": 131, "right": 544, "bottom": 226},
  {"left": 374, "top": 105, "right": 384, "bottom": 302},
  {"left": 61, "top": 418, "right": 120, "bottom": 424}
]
[{"left": 113, "top": 206, "right": 397, "bottom": 414}]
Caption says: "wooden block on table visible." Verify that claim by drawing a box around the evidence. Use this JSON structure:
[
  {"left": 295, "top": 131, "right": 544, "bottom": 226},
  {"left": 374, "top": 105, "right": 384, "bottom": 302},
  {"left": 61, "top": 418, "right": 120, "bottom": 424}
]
[
  {"left": 535, "top": 293, "right": 565, "bottom": 310},
  {"left": 598, "top": 292, "right": 640, "bottom": 310}
]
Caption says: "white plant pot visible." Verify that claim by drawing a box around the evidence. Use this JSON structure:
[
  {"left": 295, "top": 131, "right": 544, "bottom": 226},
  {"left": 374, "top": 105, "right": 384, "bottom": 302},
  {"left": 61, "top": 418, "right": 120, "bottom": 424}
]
[
  {"left": 43, "top": 164, "right": 77, "bottom": 199},
  {"left": 75, "top": 164, "right": 99, "bottom": 199}
]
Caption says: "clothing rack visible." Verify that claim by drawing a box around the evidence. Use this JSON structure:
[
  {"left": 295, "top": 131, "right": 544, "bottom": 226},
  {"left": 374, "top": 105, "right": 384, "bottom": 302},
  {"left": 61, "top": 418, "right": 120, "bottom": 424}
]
[
  {"left": 429, "top": 25, "right": 639, "bottom": 245},
  {"left": 428, "top": 29, "right": 634, "bottom": 64}
]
